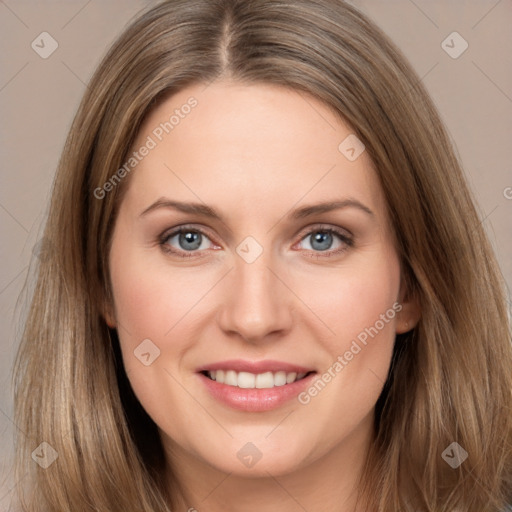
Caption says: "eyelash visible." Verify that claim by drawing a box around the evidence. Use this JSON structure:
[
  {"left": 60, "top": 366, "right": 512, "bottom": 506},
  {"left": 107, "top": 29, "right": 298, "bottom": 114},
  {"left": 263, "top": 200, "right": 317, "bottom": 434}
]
[{"left": 158, "top": 224, "right": 354, "bottom": 259}]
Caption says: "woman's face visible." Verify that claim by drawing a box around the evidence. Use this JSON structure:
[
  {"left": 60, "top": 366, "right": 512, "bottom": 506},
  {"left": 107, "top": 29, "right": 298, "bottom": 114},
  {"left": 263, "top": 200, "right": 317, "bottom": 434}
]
[{"left": 107, "top": 81, "right": 417, "bottom": 478}]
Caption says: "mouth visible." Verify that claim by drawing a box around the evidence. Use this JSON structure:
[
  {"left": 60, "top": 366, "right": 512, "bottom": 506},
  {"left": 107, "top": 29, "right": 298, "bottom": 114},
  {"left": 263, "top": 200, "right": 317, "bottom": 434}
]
[{"left": 196, "top": 360, "right": 317, "bottom": 412}]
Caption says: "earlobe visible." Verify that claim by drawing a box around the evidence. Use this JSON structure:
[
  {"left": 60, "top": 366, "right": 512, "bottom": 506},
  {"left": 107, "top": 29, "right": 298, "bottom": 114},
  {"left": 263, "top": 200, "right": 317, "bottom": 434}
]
[
  {"left": 396, "top": 279, "right": 421, "bottom": 334},
  {"left": 103, "top": 302, "right": 117, "bottom": 329},
  {"left": 395, "top": 301, "right": 421, "bottom": 333},
  {"left": 104, "top": 314, "right": 117, "bottom": 329}
]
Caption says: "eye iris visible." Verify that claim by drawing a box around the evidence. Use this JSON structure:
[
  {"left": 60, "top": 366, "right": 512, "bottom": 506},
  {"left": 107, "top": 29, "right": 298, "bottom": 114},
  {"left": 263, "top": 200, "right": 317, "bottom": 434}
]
[
  {"left": 311, "top": 231, "right": 332, "bottom": 251},
  {"left": 179, "top": 231, "right": 202, "bottom": 250}
]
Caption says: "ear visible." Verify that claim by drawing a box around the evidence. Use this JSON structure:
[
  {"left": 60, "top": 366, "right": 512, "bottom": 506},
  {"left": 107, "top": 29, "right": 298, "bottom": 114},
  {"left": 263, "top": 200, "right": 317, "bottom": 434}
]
[{"left": 395, "top": 276, "right": 421, "bottom": 334}]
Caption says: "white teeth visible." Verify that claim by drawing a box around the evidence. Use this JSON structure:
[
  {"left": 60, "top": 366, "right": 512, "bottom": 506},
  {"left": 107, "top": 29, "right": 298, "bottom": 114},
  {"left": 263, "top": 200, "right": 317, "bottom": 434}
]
[
  {"left": 237, "top": 371, "right": 255, "bottom": 388},
  {"left": 255, "top": 372, "right": 274, "bottom": 389},
  {"left": 225, "top": 370, "right": 238, "bottom": 386},
  {"left": 206, "top": 369, "right": 309, "bottom": 388},
  {"left": 286, "top": 372, "right": 297, "bottom": 384},
  {"left": 273, "top": 371, "right": 287, "bottom": 386}
]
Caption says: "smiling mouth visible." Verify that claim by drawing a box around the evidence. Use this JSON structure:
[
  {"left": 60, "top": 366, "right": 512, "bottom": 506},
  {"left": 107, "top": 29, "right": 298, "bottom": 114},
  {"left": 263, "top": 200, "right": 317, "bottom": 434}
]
[{"left": 200, "top": 370, "right": 316, "bottom": 389}]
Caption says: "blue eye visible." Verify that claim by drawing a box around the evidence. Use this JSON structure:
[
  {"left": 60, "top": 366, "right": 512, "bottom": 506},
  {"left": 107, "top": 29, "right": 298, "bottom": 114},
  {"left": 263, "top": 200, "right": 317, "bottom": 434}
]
[
  {"left": 309, "top": 231, "right": 335, "bottom": 251},
  {"left": 161, "top": 227, "right": 214, "bottom": 255},
  {"left": 175, "top": 231, "right": 203, "bottom": 251},
  {"left": 296, "top": 227, "right": 353, "bottom": 257}
]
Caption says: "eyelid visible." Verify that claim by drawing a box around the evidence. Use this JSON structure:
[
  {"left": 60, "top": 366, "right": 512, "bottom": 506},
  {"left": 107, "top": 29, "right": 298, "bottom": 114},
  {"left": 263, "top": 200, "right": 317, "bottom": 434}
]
[
  {"left": 294, "top": 223, "right": 353, "bottom": 241},
  {"left": 159, "top": 224, "right": 217, "bottom": 244}
]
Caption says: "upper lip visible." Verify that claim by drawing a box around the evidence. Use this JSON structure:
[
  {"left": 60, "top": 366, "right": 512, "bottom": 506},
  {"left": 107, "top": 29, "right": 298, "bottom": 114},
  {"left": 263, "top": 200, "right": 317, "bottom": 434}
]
[{"left": 197, "top": 359, "right": 315, "bottom": 374}]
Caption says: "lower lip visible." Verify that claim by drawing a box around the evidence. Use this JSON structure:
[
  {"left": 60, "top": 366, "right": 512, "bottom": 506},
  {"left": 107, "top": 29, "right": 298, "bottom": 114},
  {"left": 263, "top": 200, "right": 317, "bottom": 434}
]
[{"left": 198, "top": 372, "right": 316, "bottom": 412}]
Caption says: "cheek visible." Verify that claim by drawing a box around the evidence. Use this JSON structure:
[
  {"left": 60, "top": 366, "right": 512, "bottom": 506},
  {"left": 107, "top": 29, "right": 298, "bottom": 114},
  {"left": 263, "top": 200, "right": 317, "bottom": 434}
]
[
  {"left": 300, "top": 254, "right": 400, "bottom": 344},
  {"left": 108, "top": 249, "right": 205, "bottom": 439},
  {"left": 109, "top": 246, "right": 209, "bottom": 346},
  {"left": 107, "top": 243, "right": 191, "bottom": 406},
  {"left": 108, "top": 242, "right": 223, "bottom": 413},
  {"left": 295, "top": 247, "right": 401, "bottom": 394},
  {"left": 110, "top": 264, "right": 171, "bottom": 343}
]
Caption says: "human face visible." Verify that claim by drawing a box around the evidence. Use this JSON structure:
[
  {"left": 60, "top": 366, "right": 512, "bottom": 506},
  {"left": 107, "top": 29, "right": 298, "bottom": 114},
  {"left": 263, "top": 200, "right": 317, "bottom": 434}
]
[{"left": 107, "top": 81, "right": 414, "bottom": 477}]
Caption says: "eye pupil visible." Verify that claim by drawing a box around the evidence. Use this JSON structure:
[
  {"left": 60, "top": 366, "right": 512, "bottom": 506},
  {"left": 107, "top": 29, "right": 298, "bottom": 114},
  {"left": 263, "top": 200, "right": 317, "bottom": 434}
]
[
  {"left": 311, "top": 231, "right": 333, "bottom": 251},
  {"left": 179, "top": 231, "right": 202, "bottom": 250}
]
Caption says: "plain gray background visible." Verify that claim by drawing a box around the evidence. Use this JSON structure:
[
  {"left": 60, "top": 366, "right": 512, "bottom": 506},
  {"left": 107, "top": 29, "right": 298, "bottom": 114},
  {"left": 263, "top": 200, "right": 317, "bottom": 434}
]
[{"left": 1, "top": 0, "right": 511, "bottom": 506}]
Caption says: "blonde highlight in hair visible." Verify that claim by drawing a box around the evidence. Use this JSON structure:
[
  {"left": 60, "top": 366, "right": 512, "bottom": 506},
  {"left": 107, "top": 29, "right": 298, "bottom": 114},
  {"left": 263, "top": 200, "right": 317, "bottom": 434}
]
[{"left": 13, "top": 1, "right": 512, "bottom": 510}]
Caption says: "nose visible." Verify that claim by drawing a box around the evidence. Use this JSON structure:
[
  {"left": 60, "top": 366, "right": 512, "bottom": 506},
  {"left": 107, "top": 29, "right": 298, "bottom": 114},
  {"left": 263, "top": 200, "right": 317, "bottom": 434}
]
[{"left": 216, "top": 248, "right": 294, "bottom": 344}]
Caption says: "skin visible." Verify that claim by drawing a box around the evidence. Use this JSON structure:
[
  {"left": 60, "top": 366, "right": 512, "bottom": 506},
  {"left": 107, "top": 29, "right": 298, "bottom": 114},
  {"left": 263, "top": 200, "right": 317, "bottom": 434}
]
[{"left": 106, "top": 81, "right": 420, "bottom": 512}]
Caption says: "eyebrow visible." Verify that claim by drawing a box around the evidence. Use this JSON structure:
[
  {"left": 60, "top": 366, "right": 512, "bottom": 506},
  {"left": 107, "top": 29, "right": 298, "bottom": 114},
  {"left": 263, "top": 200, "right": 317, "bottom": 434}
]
[{"left": 139, "top": 197, "right": 374, "bottom": 220}]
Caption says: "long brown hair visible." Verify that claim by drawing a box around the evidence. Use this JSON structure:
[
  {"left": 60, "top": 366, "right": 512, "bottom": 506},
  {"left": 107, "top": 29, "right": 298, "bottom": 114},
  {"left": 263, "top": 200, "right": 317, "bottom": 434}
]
[{"left": 13, "top": 0, "right": 512, "bottom": 510}]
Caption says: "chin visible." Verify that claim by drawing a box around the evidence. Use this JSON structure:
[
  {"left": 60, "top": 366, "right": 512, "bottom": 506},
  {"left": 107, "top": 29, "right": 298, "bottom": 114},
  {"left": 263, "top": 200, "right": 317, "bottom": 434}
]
[{"left": 200, "top": 437, "right": 314, "bottom": 477}]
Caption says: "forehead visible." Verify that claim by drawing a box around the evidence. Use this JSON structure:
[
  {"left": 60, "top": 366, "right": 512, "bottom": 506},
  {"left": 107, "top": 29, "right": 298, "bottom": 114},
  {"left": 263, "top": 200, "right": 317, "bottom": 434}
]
[{"left": 123, "top": 81, "right": 385, "bottom": 220}]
